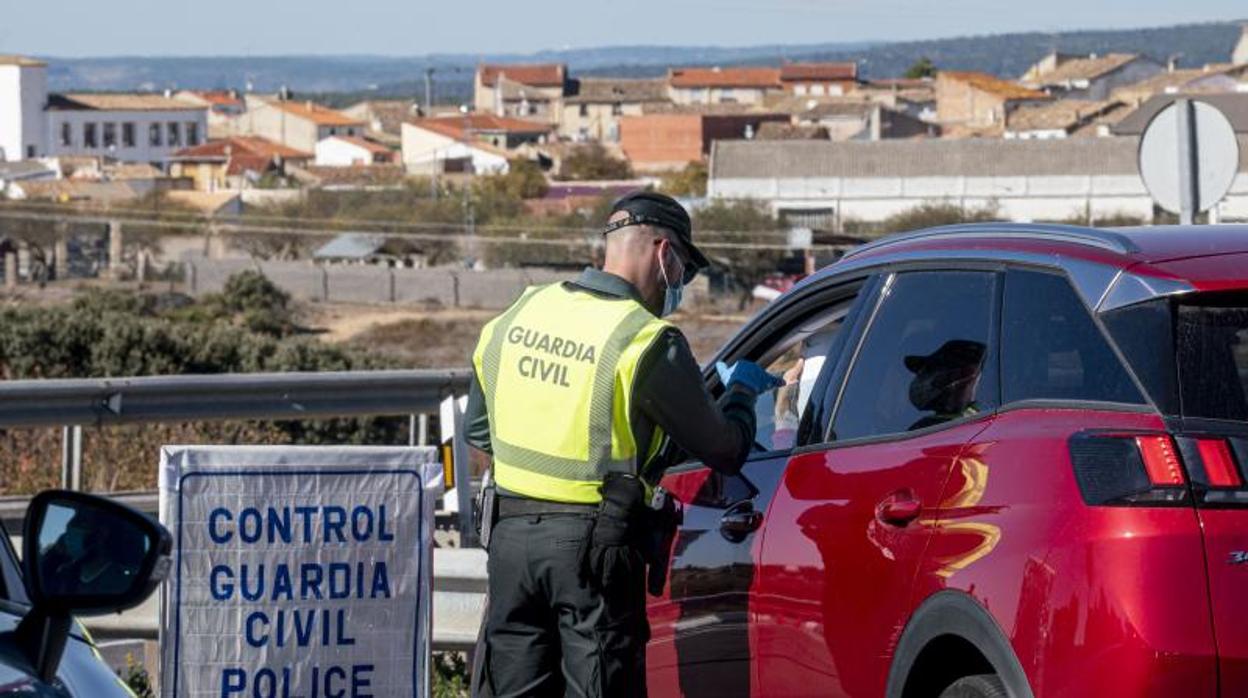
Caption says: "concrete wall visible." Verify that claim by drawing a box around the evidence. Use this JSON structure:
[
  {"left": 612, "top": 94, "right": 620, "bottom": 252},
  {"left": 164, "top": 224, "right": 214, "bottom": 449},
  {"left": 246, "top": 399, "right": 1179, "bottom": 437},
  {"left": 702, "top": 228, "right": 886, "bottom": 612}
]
[
  {"left": 186, "top": 260, "right": 573, "bottom": 309},
  {"left": 713, "top": 171, "right": 1248, "bottom": 224}
]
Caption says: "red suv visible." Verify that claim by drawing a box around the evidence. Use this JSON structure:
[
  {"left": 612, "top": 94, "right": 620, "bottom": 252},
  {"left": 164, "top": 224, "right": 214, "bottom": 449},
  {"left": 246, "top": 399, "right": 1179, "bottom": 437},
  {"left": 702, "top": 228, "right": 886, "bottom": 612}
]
[{"left": 647, "top": 223, "right": 1248, "bottom": 698}]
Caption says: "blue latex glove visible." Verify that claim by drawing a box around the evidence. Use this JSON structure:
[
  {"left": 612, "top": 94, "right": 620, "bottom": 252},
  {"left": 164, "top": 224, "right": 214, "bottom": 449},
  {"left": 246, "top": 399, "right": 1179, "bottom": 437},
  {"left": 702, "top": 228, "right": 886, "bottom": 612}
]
[{"left": 715, "top": 360, "right": 785, "bottom": 395}]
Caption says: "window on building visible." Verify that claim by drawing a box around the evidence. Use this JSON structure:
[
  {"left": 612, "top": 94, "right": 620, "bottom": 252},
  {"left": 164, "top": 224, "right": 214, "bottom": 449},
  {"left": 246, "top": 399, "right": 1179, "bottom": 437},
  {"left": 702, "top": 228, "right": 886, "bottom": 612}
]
[
  {"left": 60, "top": 123, "right": 72, "bottom": 147},
  {"left": 579, "top": 104, "right": 589, "bottom": 117},
  {"left": 25, "top": 145, "right": 35, "bottom": 158},
  {"left": 122, "top": 122, "right": 136, "bottom": 148},
  {"left": 347, "top": 128, "right": 356, "bottom": 136},
  {"left": 150, "top": 122, "right": 162, "bottom": 147},
  {"left": 831, "top": 271, "right": 1000, "bottom": 441},
  {"left": 83, "top": 123, "right": 97, "bottom": 149},
  {"left": 1002, "top": 269, "right": 1144, "bottom": 405},
  {"left": 611, "top": 102, "right": 623, "bottom": 116},
  {"left": 167, "top": 122, "right": 181, "bottom": 147},
  {"left": 721, "top": 88, "right": 737, "bottom": 104},
  {"left": 329, "top": 127, "right": 337, "bottom": 136},
  {"left": 186, "top": 122, "right": 199, "bottom": 146},
  {"left": 103, "top": 123, "right": 117, "bottom": 149}
]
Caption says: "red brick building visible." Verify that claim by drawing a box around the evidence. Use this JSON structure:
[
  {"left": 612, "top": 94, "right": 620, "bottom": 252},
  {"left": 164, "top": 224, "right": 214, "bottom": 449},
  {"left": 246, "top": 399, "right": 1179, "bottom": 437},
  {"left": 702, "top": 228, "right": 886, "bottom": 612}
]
[{"left": 619, "top": 111, "right": 789, "bottom": 171}]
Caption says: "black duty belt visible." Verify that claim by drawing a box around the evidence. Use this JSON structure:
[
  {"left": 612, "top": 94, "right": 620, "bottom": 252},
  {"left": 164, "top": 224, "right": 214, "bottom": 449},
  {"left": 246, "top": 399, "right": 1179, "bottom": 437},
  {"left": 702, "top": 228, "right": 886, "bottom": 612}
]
[{"left": 497, "top": 496, "right": 597, "bottom": 518}]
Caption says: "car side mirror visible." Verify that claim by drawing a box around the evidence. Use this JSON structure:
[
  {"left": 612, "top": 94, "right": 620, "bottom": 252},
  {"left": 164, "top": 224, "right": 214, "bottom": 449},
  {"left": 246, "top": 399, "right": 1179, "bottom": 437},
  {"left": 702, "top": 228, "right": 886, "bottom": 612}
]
[{"left": 17, "top": 490, "right": 172, "bottom": 682}]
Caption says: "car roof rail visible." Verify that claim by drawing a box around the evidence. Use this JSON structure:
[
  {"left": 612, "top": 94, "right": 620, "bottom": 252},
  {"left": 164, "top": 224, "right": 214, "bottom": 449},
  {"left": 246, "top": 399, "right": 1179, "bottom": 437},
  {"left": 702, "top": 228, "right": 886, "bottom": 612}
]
[{"left": 840, "top": 223, "right": 1141, "bottom": 260}]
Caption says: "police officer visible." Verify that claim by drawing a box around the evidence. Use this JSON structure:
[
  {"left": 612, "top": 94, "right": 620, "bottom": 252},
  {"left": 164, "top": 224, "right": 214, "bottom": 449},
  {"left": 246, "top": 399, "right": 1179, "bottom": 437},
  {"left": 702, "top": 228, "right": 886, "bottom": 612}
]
[{"left": 465, "top": 191, "right": 782, "bottom": 698}]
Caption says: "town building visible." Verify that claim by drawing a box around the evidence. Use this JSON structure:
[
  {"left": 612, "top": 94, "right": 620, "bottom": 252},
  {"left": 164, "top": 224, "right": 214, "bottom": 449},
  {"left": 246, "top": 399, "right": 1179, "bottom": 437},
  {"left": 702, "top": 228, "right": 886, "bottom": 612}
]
[
  {"left": 402, "top": 114, "right": 550, "bottom": 174},
  {"left": 667, "top": 67, "right": 783, "bottom": 106},
  {"left": 619, "top": 110, "right": 789, "bottom": 171},
  {"left": 0, "top": 56, "right": 47, "bottom": 161},
  {"left": 1235, "top": 24, "right": 1248, "bottom": 66},
  {"left": 1020, "top": 52, "right": 1164, "bottom": 100},
  {"left": 167, "top": 136, "right": 312, "bottom": 191},
  {"left": 559, "top": 78, "right": 669, "bottom": 142},
  {"left": 784, "top": 99, "right": 937, "bottom": 140},
  {"left": 935, "top": 71, "right": 1050, "bottom": 133},
  {"left": 1111, "top": 64, "right": 1248, "bottom": 106},
  {"left": 779, "top": 62, "right": 859, "bottom": 96},
  {"left": 175, "top": 90, "right": 246, "bottom": 138},
  {"left": 343, "top": 100, "right": 421, "bottom": 138},
  {"left": 708, "top": 136, "right": 1248, "bottom": 224},
  {"left": 1004, "top": 99, "right": 1128, "bottom": 139},
  {"left": 314, "top": 135, "right": 394, "bottom": 166},
  {"left": 45, "top": 93, "right": 209, "bottom": 165},
  {"left": 227, "top": 98, "right": 365, "bottom": 153},
  {"left": 473, "top": 64, "right": 567, "bottom": 122},
  {"left": 1111, "top": 92, "right": 1248, "bottom": 136}
]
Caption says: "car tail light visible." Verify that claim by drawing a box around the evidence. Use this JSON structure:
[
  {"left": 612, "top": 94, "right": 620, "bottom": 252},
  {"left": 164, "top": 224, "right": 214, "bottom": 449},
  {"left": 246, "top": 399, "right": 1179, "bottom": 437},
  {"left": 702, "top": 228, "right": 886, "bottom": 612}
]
[
  {"left": 1176, "top": 436, "right": 1248, "bottom": 506},
  {"left": 1070, "top": 432, "right": 1189, "bottom": 506}
]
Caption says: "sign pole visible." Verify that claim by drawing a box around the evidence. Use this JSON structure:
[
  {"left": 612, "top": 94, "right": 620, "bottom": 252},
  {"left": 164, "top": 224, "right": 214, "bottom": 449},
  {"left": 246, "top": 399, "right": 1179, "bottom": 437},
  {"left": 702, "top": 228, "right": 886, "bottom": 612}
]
[{"left": 1174, "top": 99, "right": 1198, "bottom": 225}]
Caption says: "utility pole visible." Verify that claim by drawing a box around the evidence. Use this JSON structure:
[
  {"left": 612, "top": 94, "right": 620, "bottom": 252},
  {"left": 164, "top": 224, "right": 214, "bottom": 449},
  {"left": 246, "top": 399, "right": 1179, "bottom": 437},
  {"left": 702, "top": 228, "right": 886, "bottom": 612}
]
[{"left": 424, "top": 68, "right": 434, "bottom": 115}]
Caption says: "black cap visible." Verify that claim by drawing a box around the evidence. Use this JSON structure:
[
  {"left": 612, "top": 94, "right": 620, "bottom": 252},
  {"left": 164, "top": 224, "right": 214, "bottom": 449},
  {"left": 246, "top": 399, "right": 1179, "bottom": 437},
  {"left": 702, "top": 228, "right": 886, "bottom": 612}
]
[
  {"left": 904, "top": 340, "right": 986, "bottom": 374},
  {"left": 606, "top": 190, "right": 709, "bottom": 280}
]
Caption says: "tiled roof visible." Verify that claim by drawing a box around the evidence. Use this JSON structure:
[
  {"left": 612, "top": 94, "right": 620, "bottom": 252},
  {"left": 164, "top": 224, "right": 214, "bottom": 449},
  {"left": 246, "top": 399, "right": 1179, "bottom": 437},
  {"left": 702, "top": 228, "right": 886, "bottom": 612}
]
[
  {"left": 1026, "top": 53, "right": 1143, "bottom": 86},
  {"left": 564, "top": 78, "right": 669, "bottom": 104},
  {"left": 180, "top": 90, "right": 243, "bottom": 108},
  {"left": 225, "top": 154, "right": 274, "bottom": 176},
  {"left": 939, "top": 71, "right": 1049, "bottom": 101},
  {"left": 170, "top": 136, "right": 311, "bottom": 161},
  {"left": 0, "top": 55, "right": 46, "bottom": 67},
  {"left": 267, "top": 100, "right": 363, "bottom": 126},
  {"left": 710, "top": 136, "right": 1152, "bottom": 179},
  {"left": 1112, "top": 92, "right": 1248, "bottom": 135},
  {"left": 669, "top": 67, "right": 782, "bottom": 89},
  {"left": 478, "top": 64, "right": 566, "bottom": 87},
  {"left": 1006, "top": 99, "right": 1126, "bottom": 132},
  {"left": 407, "top": 115, "right": 552, "bottom": 139},
  {"left": 48, "top": 93, "right": 205, "bottom": 111},
  {"left": 780, "top": 62, "right": 858, "bottom": 82}
]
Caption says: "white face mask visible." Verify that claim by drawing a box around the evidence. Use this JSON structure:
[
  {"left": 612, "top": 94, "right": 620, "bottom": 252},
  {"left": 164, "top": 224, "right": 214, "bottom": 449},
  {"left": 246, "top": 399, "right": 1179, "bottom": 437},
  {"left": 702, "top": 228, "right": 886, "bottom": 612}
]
[{"left": 657, "top": 243, "right": 685, "bottom": 318}]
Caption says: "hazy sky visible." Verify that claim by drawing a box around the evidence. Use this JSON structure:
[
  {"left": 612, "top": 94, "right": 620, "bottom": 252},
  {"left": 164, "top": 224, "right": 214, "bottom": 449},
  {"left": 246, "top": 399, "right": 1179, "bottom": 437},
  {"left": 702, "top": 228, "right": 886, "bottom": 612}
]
[{"left": 3, "top": 0, "right": 1245, "bottom": 57}]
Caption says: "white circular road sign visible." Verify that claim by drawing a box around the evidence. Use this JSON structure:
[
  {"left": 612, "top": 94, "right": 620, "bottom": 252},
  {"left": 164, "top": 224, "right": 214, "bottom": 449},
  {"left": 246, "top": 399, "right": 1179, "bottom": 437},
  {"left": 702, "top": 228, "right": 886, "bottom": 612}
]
[{"left": 1138, "top": 99, "right": 1240, "bottom": 216}]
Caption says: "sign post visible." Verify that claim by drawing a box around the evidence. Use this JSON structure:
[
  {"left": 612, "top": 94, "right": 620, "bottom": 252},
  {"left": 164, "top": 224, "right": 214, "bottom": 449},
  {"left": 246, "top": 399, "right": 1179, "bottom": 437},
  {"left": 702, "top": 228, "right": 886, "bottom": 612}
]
[
  {"left": 1138, "top": 98, "right": 1240, "bottom": 224},
  {"left": 158, "top": 445, "right": 442, "bottom": 698}
]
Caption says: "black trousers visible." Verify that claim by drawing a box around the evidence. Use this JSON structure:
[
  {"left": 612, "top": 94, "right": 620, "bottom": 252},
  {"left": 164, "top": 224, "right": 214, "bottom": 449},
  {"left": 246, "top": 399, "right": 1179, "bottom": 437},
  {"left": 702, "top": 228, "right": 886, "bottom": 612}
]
[{"left": 473, "top": 513, "right": 649, "bottom": 698}]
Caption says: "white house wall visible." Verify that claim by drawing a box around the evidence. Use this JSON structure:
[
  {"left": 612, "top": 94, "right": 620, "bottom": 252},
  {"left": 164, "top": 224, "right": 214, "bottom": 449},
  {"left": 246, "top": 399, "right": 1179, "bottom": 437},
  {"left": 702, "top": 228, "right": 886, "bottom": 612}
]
[
  {"left": 45, "top": 108, "right": 207, "bottom": 164},
  {"left": 0, "top": 63, "right": 47, "bottom": 161}
]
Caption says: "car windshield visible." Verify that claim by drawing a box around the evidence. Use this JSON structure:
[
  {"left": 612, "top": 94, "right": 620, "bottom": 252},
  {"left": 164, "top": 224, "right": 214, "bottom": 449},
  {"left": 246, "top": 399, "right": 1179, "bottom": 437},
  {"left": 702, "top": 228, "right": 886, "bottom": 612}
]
[{"left": 1177, "top": 295, "right": 1248, "bottom": 422}]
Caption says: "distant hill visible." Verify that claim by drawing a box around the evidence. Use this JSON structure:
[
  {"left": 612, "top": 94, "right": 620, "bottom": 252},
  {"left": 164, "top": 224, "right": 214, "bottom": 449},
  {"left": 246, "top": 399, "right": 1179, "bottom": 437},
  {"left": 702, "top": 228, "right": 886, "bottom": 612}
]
[{"left": 38, "top": 20, "right": 1247, "bottom": 104}]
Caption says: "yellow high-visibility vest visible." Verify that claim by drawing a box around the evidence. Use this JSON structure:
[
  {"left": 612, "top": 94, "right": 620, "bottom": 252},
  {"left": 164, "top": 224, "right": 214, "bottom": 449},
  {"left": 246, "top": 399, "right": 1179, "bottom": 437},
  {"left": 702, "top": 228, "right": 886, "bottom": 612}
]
[{"left": 471, "top": 283, "right": 671, "bottom": 503}]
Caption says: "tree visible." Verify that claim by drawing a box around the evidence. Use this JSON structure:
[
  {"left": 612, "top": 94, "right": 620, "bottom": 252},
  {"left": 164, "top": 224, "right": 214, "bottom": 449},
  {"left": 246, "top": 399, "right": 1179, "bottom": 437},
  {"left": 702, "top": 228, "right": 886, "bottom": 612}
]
[
  {"left": 479, "top": 159, "right": 549, "bottom": 200},
  {"left": 659, "top": 161, "right": 708, "bottom": 198},
  {"left": 692, "top": 200, "right": 789, "bottom": 307},
  {"left": 557, "top": 143, "right": 633, "bottom": 181},
  {"left": 904, "top": 57, "right": 936, "bottom": 79}
]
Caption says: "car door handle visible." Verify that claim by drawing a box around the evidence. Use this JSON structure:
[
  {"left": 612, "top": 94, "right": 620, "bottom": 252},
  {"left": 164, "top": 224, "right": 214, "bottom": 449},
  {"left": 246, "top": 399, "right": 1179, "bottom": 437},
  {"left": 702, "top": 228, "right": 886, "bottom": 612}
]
[
  {"left": 876, "top": 491, "right": 922, "bottom": 527},
  {"left": 720, "top": 501, "right": 762, "bottom": 542}
]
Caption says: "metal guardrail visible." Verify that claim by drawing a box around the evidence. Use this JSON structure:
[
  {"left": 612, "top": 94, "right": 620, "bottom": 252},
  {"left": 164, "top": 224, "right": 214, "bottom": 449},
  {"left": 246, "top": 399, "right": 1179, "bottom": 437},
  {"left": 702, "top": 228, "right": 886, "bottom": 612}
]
[{"left": 0, "top": 369, "right": 473, "bottom": 428}]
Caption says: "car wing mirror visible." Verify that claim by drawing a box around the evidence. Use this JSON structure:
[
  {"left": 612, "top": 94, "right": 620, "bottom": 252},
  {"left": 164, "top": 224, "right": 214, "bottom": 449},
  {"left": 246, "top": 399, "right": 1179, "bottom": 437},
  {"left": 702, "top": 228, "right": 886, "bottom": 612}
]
[{"left": 17, "top": 490, "right": 172, "bottom": 682}]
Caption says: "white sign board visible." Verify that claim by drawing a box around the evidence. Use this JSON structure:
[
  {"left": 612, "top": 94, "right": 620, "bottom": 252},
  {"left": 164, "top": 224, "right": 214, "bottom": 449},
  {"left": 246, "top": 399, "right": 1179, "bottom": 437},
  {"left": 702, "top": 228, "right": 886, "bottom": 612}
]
[
  {"left": 158, "top": 446, "right": 442, "bottom": 698},
  {"left": 1138, "top": 98, "right": 1240, "bottom": 217}
]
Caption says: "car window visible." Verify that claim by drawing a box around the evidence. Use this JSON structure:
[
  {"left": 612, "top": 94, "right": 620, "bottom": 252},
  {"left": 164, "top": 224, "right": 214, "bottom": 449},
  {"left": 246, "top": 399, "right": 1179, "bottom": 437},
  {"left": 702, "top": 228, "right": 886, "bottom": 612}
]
[
  {"left": 752, "top": 318, "right": 845, "bottom": 451},
  {"left": 1003, "top": 269, "right": 1145, "bottom": 406},
  {"left": 831, "top": 270, "right": 999, "bottom": 441},
  {"left": 0, "top": 519, "right": 28, "bottom": 606}
]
